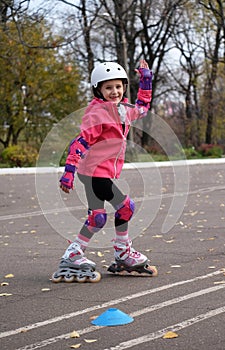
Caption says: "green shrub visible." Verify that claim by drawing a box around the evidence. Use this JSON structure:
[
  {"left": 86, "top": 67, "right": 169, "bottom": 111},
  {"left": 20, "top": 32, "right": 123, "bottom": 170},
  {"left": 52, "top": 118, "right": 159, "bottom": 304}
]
[
  {"left": 198, "top": 144, "right": 223, "bottom": 158},
  {"left": 1, "top": 145, "right": 38, "bottom": 167},
  {"left": 184, "top": 147, "right": 201, "bottom": 159},
  {"left": 59, "top": 149, "right": 68, "bottom": 166}
]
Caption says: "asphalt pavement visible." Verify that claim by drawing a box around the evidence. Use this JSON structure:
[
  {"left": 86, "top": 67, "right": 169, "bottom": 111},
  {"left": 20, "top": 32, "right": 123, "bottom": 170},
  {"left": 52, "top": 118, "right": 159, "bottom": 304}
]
[{"left": 0, "top": 159, "right": 225, "bottom": 350}]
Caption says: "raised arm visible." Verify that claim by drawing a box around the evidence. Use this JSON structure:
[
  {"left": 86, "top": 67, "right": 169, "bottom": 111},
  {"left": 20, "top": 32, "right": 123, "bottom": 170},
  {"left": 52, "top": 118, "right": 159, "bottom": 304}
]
[{"left": 135, "top": 59, "right": 152, "bottom": 110}]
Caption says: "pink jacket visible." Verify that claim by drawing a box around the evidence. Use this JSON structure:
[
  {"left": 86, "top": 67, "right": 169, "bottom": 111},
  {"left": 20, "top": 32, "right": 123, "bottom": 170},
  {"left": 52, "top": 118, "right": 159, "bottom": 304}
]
[
  {"left": 66, "top": 97, "right": 149, "bottom": 178},
  {"left": 65, "top": 67, "right": 152, "bottom": 179}
]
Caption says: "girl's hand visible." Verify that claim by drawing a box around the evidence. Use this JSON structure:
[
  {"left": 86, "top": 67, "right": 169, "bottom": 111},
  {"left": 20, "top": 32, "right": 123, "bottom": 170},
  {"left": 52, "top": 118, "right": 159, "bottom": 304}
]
[
  {"left": 135, "top": 60, "right": 152, "bottom": 91},
  {"left": 135, "top": 59, "right": 149, "bottom": 75},
  {"left": 60, "top": 183, "right": 73, "bottom": 193}
]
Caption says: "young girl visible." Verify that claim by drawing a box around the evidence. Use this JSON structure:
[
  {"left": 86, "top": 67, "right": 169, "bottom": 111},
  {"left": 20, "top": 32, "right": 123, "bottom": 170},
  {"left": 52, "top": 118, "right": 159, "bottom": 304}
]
[{"left": 52, "top": 60, "right": 157, "bottom": 283}]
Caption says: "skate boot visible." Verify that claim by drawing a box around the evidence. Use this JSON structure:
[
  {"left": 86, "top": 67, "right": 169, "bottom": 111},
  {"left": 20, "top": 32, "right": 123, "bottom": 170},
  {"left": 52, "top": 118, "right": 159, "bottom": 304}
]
[
  {"left": 52, "top": 242, "right": 101, "bottom": 283},
  {"left": 108, "top": 240, "right": 158, "bottom": 277}
]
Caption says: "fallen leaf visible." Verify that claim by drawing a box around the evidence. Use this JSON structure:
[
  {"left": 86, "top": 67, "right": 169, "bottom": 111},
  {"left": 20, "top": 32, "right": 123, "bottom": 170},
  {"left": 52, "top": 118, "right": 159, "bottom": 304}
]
[
  {"left": 164, "top": 239, "right": 174, "bottom": 243},
  {"left": 163, "top": 331, "right": 179, "bottom": 339},
  {"left": 161, "top": 187, "right": 167, "bottom": 193},
  {"left": 1, "top": 282, "right": 9, "bottom": 286},
  {"left": 4, "top": 274, "right": 14, "bottom": 278},
  {"left": 41, "top": 288, "right": 50, "bottom": 292},
  {"left": 89, "top": 315, "right": 98, "bottom": 320},
  {"left": 0, "top": 293, "right": 12, "bottom": 297},
  {"left": 197, "top": 257, "right": 205, "bottom": 261},
  {"left": 70, "top": 344, "right": 81, "bottom": 349},
  {"left": 84, "top": 339, "right": 97, "bottom": 343},
  {"left": 70, "top": 331, "right": 80, "bottom": 338},
  {"left": 170, "top": 265, "right": 181, "bottom": 268},
  {"left": 97, "top": 252, "right": 104, "bottom": 257}
]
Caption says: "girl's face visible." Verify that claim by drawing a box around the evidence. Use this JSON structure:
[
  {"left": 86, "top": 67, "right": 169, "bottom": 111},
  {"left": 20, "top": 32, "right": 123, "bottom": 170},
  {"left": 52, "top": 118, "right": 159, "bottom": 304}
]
[{"left": 99, "top": 79, "right": 125, "bottom": 103}]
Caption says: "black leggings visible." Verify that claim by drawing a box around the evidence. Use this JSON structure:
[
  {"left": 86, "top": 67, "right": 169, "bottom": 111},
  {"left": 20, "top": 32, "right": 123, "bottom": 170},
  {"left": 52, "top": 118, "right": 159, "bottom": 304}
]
[{"left": 78, "top": 173, "right": 128, "bottom": 234}]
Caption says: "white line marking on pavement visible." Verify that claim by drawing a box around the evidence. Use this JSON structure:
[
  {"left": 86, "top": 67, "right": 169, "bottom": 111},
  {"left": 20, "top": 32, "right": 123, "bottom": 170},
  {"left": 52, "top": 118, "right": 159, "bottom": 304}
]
[
  {"left": 0, "top": 269, "right": 223, "bottom": 340},
  {"left": 1, "top": 185, "right": 224, "bottom": 222},
  {"left": 14, "top": 284, "right": 225, "bottom": 350},
  {"left": 0, "top": 186, "right": 225, "bottom": 221},
  {"left": 105, "top": 305, "right": 225, "bottom": 350},
  {"left": 16, "top": 285, "right": 225, "bottom": 350},
  {"left": 130, "top": 284, "right": 225, "bottom": 317},
  {"left": 15, "top": 325, "right": 101, "bottom": 350},
  {"left": 0, "top": 206, "right": 84, "bottom": 221}
]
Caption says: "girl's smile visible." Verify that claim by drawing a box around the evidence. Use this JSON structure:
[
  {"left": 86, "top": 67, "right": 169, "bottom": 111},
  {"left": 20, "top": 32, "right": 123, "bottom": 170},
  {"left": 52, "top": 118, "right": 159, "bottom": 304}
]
[{"left": 99, "top": 79, "right": 125, "bottom": 103}]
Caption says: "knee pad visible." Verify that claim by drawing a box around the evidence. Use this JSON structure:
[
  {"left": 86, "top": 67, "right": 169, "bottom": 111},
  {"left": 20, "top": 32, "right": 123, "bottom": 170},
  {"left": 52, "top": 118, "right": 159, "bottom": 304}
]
[
  {"left": 85, "top": 209, "right": 107, "bottom": 233},
  {"left": 115, "top": 196, "right": 135, "bottom": 222}
]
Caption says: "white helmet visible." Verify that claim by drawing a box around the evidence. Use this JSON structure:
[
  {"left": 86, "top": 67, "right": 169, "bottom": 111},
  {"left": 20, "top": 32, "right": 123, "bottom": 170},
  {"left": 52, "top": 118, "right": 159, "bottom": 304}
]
[{"left": 91, "top": 62, "right": 128, "bottom": 88}]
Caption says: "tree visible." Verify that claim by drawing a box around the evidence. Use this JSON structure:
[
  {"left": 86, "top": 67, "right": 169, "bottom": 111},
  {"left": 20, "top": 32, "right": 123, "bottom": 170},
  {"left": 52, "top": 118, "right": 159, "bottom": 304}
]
[
  {"left": 153, "top": 0, "right": 225, "bottom": 147},
  {"left": 59, "top": 0, "right": 104, "bottom": 80},
  {"left": 198, "top": 0, "right": 225, "bottom": 144},
  {"left": 164, "top": 2, "right": 205, "bottom": 147},
  {"left": 0, "top": 15, "right": 86, "bottom": 148}
]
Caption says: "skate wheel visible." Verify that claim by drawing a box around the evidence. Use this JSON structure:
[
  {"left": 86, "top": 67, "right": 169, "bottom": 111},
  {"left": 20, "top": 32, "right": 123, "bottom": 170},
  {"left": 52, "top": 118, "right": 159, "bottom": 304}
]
[
  {"left": 89, "top": 271, "right": 101, "bottom": 283},
  {"left": 147, "top": 265, "right": 158, "bottom": 277},
  {"left": 75, "top": 275, "right": 88, "bottom": 283},
  {"left": 64, "top": 275, "right": 76, "bottom": 283},
  {"left": 51, "top": 273, "right": 63, "bottom": 283}
]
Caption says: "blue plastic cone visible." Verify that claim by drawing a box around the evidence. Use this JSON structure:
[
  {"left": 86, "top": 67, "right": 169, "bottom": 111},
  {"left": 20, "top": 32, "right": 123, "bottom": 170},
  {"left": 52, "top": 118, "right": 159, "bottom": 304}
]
[{"left": 91, "top": 308, "right": 134, "bottom": 326}]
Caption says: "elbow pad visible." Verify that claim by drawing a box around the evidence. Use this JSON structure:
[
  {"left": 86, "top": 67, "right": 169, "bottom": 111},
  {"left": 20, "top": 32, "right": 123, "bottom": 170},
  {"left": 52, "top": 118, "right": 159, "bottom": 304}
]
[{"left": 66, "top": 136, "right": 90, "bottom": 167}]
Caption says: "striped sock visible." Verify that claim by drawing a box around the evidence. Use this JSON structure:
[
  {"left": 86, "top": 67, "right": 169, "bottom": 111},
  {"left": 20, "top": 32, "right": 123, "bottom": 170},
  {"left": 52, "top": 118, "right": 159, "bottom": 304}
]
[
  {"left": 74, "top": 233, "right": 90, "bottom": 251},
  {"left": 115, "top": 229, "right": 129, "bottom": 244}
]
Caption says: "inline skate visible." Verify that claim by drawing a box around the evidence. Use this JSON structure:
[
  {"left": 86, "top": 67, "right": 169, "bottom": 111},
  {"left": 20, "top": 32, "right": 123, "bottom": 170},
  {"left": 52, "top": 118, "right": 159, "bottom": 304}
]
[
  {"left": 108, "top": 240, "right": 158, "bottom": 277},
  {"left": 52, "top": 242, "right": 101, "bottom": 283}
]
